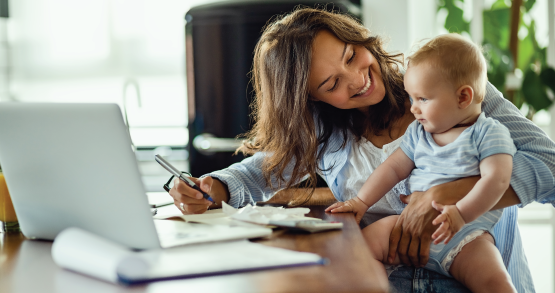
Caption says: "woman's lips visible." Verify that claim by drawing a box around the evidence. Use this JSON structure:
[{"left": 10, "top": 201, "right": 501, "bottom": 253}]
[
  {"left": 356, "top": 76, "right": 371, "bottom": 95},
  {"left": 352, "top": 69, "right": 375, "bottom": 98}
]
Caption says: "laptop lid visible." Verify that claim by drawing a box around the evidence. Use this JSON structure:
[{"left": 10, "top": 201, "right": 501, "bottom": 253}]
[{"left": 0, "top": 103, "right": 161, "bottom": 249}]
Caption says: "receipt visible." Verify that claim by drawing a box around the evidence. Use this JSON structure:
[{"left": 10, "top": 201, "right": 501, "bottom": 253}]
[{"left": 222, "top": 202, "right": 314, "bottom": 225}]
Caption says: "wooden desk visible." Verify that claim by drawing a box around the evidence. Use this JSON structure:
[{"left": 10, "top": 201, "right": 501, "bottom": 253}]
[{"left": 0, "top": 206, "right": 388, "bottom": 293}]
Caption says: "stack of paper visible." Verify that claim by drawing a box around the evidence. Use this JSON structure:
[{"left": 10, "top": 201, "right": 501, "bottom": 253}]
[{"left": 154, "top": 202, "right": 319, "bottom": 225}]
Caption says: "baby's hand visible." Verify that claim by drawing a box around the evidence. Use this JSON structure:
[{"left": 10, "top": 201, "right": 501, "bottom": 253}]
[
  {"left": 431, "top": 201, "right": 466, "bottom": 245},
  {"left": 325, "top": 197, "right": 369, "bottom": 224}
]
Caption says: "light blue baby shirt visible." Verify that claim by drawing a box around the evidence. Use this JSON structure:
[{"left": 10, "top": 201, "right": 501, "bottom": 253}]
[{"left": 401, "top": 112, "right": 517, "bottom": 192}]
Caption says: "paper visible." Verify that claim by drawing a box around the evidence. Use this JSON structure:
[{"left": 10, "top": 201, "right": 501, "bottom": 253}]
[
  {"left": 154, "top": 203, "right": 319, "bottom": 226},
  {"left": 222, "top": 202, "right": 317, "bottom": 225},
  {"left": 52, "top": 228, "right": 325, "bottom": 285},
  {"left": 52, "top": 227, "right": 132, "bottom": 283},
  {"left": 153, "top": 205, "right": 228, "bottom": 221},
  {"left": 153, "top": 220, "right": 271, "bottom": 248},
  {"left": 147, "top": 192, "right": 174, "bottom": 208},
  {"left": 117, "top": 239, "right": 325, "bottom": 284}
]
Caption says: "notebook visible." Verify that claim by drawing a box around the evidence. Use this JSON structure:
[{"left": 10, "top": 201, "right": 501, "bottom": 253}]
[
  {"left": 0, "top": 103, "right": 271, "bottom": 249},
  {"left": 52, "top": 227, "right": 325, "bottom": 284}
]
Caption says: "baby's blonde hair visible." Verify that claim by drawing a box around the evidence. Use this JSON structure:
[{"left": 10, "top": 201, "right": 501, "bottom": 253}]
[{"left": 407, "top": 33, "right": 487, "bottom": 102}]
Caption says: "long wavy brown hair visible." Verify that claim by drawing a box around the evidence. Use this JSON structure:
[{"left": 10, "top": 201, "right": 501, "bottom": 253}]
[{"left": 237, "top": 7, "right": 408, "bottom": 202}]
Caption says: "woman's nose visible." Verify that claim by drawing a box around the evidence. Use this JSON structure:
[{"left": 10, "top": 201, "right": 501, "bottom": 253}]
[{"left": 348, "top": 70, "right": 365, "bottom": 90}]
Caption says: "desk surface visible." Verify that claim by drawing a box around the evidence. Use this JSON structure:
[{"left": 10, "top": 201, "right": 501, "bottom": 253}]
[{"left": 0, "top": 206, "right": 388, "bottom": 293}]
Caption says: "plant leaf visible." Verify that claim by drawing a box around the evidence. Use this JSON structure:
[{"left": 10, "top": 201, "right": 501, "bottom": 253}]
[
  {"left": 517, "top": 26, "right": 535, "bottom": 71},
  {"left": 491, "top": 0, "right": 510, "bottom": 9},
  {"left": 483, "top": 41, "right": 512, "bottom": 96},
  {"left": 522, "top": 69, "right": 552, "bottom": 111},
  {"left": 513, "top": 90, "right": 525, "bottom": 109},
  {"left": 524, "top": 0, "right": 536, "bottom": 11},
  {"left": 540, "top": 67, "right": 555, "bottom": 95},
  {"left": 442, "top": 0, "right": 470, "bottom": 33},
  {"left": 483, "top": 8, "right": 511, "bottom": 50}
]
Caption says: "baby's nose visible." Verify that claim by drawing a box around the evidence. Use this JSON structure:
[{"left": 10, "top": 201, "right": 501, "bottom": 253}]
[{"left": 410, "top": 103, "right": 419, "bottom": 114}]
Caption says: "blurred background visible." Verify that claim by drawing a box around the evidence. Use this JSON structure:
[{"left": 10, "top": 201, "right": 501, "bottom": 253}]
[{"left": 0, "top": 0, "right": 554, "bottom": 291}]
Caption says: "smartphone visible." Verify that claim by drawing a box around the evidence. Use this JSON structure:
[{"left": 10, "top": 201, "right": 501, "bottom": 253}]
[{"left": 154, "top": 154, "right": 214, "bottom": 202}]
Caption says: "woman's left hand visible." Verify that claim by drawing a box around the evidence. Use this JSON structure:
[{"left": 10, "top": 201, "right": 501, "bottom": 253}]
[
  {"left": 387, "top": 176, "right": 482, "bottom": 267},
  {"left": 387, "top": 189, "right": 438, "bottom": 267}
]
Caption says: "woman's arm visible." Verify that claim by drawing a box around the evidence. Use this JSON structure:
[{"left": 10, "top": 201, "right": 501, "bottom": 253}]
[
  {"left": 386, "top": 176, "right": 519, "bottom": 266},
  {"left": 483, "top": 83, "right": 555, "bottom": 206},
  {"left": 170, "top": 151, "right": 309, "bottom": 213}
]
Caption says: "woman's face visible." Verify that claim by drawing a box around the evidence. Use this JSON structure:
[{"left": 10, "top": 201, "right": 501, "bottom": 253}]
[{"left": 308, "top": 30, "right": 386, "bottom": 112}]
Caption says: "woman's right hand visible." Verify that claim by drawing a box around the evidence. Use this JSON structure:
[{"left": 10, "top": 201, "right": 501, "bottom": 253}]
[{"left": 168, "top": 176, "right": 229, "bottom": 214}]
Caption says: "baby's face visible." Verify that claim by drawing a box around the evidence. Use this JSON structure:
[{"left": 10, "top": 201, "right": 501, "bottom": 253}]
[{"left": 404, "top": 62, "right": 462, "bottom": 134}]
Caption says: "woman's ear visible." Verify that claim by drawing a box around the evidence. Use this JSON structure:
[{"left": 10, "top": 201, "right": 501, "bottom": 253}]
[{"left": 456, "top": 85, "right": 474, "bottom": 109}]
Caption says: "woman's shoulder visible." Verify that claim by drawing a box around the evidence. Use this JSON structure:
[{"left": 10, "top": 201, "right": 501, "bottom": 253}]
[{"left": 482, "top": 82, "right": 521, "bottom": 116}]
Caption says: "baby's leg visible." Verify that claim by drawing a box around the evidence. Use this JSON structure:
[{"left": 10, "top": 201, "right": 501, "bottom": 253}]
[
  {"left": 449, "top": 233, "right": 516, "bottom": 293},
  {"left": 361, "top": 215, "right": 401, "bottom": 265}
]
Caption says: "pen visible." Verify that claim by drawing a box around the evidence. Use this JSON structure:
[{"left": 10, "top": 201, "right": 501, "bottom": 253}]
[{"left": 154, "top": 154, "right": 215, "bottom": 202}]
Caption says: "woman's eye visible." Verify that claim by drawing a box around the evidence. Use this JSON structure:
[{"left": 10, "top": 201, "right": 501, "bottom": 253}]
[
  {"left": 327, "top": 79, "right": 338, "bottom": 92},
  {"left": 347, "top": 49, "right": 356, "bottom": 64}
]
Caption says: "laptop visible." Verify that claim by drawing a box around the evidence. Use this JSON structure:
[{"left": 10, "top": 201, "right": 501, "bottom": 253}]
[{"left": 0, "top": 103, "right": 271, "bottom": 249}]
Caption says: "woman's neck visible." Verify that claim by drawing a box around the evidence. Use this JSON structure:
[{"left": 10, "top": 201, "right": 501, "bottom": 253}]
[{"left": 365, "top": 103, "right": 415, "bottom": 148}]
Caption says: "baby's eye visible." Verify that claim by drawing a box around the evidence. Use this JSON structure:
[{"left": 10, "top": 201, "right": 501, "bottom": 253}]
[{"left": 419, "top": 97, "right": 428, "bottom": 102}]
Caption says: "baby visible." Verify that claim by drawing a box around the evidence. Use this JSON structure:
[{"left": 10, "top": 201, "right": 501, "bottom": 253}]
[{"left": 327, "top": 33, "right": 517, "bottom": 292}]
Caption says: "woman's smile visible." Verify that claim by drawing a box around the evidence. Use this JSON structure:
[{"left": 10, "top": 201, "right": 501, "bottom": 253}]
[
  {"left": 308, "top": 30, "right": 385, "bottom": 110},
  {"left": 352, "top": 69, "right": 374, "bottom": 98}
]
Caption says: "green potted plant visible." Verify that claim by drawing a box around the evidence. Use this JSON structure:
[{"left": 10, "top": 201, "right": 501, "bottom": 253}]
[{"left": 438, "top": 0, "right": 555, "bottom": 119}]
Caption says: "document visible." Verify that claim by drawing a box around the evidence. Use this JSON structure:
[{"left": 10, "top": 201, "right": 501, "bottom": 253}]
[
  {"left": 52, "top": 227, "right": 325, "bottom": 285},
  {"left": 154, "top": 202, "right": 320, "bottom": 225}
]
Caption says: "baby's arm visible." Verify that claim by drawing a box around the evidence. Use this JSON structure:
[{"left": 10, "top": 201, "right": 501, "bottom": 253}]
[
  {"left": 326, "top": 148, "right": 415, "bottom": 223},
  {"left": 432, "top": 153, "right": 513, "bottom": 244}
]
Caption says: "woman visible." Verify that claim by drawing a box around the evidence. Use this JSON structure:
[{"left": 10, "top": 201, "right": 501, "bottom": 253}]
[{"left": 171, "top": 7, "right": 554, "bottom": 292}]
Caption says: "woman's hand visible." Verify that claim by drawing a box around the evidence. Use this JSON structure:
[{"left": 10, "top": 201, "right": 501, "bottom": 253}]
[
  {"left": 387, "top": 176, "right": 480, "bottom": 266},
  {"left": 325, "top": 197, "right": 369, "bottom": 224},
  {"left": 169, "top": 176, "right": 229, "bottom": 214},
  {"left": 431, "top": 201, "right": 466, "bottom": 245},
  {"left": 387, "top": 190, "right": 438, "bottom": 266}
]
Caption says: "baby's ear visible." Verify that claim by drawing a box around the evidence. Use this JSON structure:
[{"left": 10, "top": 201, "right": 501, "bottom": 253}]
[{"left": 457, "top": 85, "right": 474, "bottom": 109}]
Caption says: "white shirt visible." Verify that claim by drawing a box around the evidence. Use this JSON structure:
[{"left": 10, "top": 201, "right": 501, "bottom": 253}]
[{"left": 340, "top": 136, "right": 405, "bottom": 215}]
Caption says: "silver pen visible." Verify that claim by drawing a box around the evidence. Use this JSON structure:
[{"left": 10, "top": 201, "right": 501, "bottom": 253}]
[{"left": 154, "top": 154, "right": 215, "bottom": 202}]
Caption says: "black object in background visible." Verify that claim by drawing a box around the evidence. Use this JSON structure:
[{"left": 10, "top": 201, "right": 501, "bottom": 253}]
[
  {"left": 0, "top": 0, "right": 8, "bottom": 18},
  {"left": 186, "top": 0, "right": 360, "bottom": 177}
]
